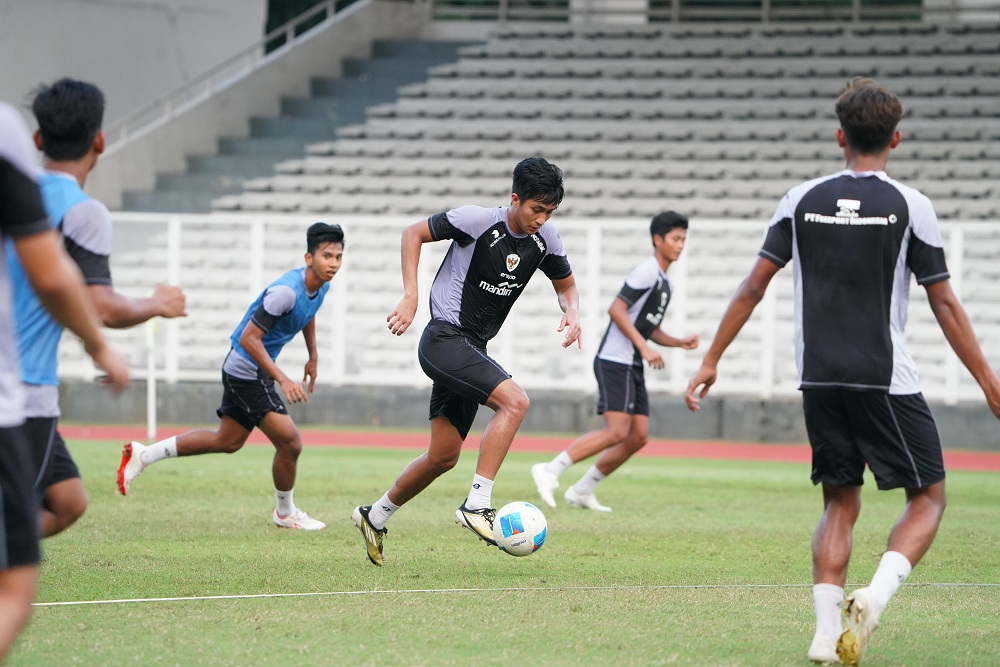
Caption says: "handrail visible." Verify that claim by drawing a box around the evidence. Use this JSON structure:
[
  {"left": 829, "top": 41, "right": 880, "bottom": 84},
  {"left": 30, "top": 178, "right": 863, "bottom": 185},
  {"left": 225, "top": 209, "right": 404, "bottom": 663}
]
[
  {"left": 102, "top": 0, "right": 356, "bottom": 155},
  {"left": 432, "top": 0, "right": 1000, "bottom": 23}
]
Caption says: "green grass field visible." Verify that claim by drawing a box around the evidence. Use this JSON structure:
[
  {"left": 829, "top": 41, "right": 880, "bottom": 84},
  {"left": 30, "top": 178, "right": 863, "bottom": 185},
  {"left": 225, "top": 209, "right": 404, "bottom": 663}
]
[{"left": 10, "top": 436, "right": 1000, "bottom": 666}]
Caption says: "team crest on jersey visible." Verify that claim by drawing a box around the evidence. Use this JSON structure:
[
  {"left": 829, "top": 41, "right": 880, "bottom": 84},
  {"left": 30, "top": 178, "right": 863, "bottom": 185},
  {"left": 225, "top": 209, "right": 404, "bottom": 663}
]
[{"left": 506, "top": 254, "right": 520, "bottom": 271}]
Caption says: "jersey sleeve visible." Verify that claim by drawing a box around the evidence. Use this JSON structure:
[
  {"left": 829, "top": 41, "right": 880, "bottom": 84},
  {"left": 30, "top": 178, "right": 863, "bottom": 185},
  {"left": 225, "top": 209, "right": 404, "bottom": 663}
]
[
  {"left": 904, "top": 192, "right": 950, "bottom": 286},
  {"left": 428, "top": 207, "right": 485, "bottom": 247},
  {"left": 617, "top": 261, "right": 657, "bottom": 305},
  {"left": 537, "top": 224, "right": 572, "bottom": 280},
  {"left": 251, "top": 285, "right": 296, "bottom": 333},
  {"left": 759, "top": 194, "right": 795, "bottom": 267},
  {"left": 0, "top": 104, "right": 51, "bottom": 240},
  {"left": 62, "top": 199, "right": 113, "bottom": 285}
]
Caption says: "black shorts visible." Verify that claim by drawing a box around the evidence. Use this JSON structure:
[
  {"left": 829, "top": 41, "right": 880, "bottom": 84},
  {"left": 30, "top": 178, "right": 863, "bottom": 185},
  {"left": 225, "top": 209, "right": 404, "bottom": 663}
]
[
  {"left": 217, "top": 370, "right": 288, "bottom": 432},
  {"left": 24, "top": 418, "right": 81, "bottom": 500},
  {"left": 418, "top": 319, "right": 511, "bottom": 440},
  {"left": 594, "top": 357, "right": 649, "bottom": 416},
  {"left": 0, "top": 425, "right": 41, "bottom": 569},
  {"left": 803, "top": 389, "right": 945, "bottom": 490}
]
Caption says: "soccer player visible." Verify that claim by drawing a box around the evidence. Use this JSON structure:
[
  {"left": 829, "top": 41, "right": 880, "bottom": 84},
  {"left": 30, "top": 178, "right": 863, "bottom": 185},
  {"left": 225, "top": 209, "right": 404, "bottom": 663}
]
[
  {"left": 117, "top": 222, "right": 345, "bottom": 531},
  {"left": 531, "top": 211, "right": 698, "bottom": 513},
  {"left": 352, "top": 156, "right": 582, "bottom": 566},
  {"left": 683, "top": 78, "right": 1000, "bottom": 666},
  {"left": 0, "top": 101, "right": 129, "bottom": 662},
  {"left": 7, "top": 79, "right": 187, "bottom": 540}
]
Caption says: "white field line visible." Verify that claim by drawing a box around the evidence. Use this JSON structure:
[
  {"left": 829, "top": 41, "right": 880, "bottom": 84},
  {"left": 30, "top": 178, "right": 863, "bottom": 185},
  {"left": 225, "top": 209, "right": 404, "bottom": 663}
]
[{"left": 33, "top": 582, "right": 1000, "bottom": 608}]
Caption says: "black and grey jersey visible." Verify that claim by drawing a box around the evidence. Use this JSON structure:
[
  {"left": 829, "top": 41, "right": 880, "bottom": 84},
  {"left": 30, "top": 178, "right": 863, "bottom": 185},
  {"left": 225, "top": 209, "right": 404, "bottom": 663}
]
[
  {"left": 597, "top": 256, "right": 672, "bottom": 366},
  {"left": 761, "top": 169, "right": 949, "bottom": 394},
  {"left": 427, "top": 205, "right": 572, "bottom": 346}
]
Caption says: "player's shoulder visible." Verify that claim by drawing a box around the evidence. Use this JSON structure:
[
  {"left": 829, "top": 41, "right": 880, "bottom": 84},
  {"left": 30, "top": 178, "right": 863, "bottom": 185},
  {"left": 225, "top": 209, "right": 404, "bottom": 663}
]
[
  {"left": 879, "top": 173, "right": 934, "bottom": 214},
  {"left": 625, "top": 256, "right": 659, "bottom": 283}
]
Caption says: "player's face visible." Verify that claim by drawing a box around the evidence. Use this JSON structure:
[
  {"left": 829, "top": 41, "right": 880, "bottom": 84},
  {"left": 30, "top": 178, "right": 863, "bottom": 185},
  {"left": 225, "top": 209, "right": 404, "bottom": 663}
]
[
  {"left": 509, "top": 194, "right": 557, "bottom": 236},
  {"left": 306, "top": 241, "right": 344, "bottom": 284},
  {"left": 655, "top": 228, "right": 686, "bottom": 263}
]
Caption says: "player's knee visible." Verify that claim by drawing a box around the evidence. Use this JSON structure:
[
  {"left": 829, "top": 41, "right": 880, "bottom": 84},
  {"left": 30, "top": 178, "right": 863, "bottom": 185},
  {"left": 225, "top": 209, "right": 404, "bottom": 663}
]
[
  {"left": 219, "top": 436, "right": 246, "bottom": 454},
  {"left": 624, "top": 434, "right": 648, "bottom": 454},
  {"left": 427, "top": 450, "right": 460, "bottom": 472},
  {"left": 62, "top": 493, "right": 88, "bottom": 526},
  {"left": 505, "top": 390, "right": 530, "bottom": 419},
  {"left": 276, "top": 437, "right": 303, "bottom": 459}
]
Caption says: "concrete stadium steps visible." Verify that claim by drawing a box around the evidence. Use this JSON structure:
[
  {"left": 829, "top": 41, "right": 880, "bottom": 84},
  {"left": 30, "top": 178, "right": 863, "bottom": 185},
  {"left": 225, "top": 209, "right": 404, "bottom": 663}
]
[{"left": 122, "top": 39, "right": 472, "bottom": 213}]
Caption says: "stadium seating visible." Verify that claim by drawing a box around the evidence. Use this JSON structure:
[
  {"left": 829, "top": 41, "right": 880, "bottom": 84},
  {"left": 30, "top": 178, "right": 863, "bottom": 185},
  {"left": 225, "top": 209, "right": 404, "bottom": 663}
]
[{"left": 207, "top": 22, "right": 1000, "bottom": 221}]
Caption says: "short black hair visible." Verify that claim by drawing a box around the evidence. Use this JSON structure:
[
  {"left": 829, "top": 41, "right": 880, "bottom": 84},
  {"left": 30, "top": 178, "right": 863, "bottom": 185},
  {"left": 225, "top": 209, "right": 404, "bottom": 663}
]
[
  {"left": 307, "top": 222, "right": 344, "bottom": 254},
  {"left": 650, "top": 211, "right": 688, "bottom": 239},
  {"left": 511, "top": 157, "right": 564, "bottom": 207},
  {"left": 31, "top": 78, "right": 105, "bottom": 161},
  {"left": 835, "top": 77, "right": 903, "bottom": 155}
]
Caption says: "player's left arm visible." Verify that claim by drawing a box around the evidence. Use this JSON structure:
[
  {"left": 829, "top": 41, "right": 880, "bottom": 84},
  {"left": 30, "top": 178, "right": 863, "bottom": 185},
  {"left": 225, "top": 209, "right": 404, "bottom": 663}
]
[
  {"left": 649, "top": 327, "right": 699, "bottom": 350},
  {"left": 87, "top": 284, "right": 187, "bottom": 329},
  {"left": 63, "top": 201, "right": 186, "bottom": 328},
  {"left": 550, "top": 274, "right": 582, "bottom": 349},
  {"left": 302, "top": 317, "right": 318, "bottom": 394},
  {"left": 925, "top": 280, "right": 1000, "bottom": 418}
]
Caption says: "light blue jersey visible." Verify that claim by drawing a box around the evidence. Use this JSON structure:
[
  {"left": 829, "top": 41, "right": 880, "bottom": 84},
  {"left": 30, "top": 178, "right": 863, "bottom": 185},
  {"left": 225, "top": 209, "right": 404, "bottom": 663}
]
[
  {"left": 229, "top": 267, "right": 328, "bottom": 369},
  {"left": 6, "top": 173, "right": 90, "bottom": 387}
]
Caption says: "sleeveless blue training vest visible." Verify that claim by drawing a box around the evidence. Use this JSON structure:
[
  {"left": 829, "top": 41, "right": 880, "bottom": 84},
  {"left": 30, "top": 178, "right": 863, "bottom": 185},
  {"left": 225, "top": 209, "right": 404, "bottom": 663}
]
[{"left": 229, "top": 267, "right": 329, "bottom": 364}]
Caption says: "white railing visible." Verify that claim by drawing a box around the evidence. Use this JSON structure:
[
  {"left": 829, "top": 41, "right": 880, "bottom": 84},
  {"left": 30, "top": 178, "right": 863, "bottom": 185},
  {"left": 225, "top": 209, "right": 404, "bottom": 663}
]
[{"left": 57, "top": 213, "right": 1000, "bottom": 406}]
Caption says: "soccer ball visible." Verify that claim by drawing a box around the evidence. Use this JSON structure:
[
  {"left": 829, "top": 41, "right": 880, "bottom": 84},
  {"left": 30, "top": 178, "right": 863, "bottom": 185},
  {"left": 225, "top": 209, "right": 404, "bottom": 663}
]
[{"left": 493, "top": 501, "right": 547, "bottom": 557}]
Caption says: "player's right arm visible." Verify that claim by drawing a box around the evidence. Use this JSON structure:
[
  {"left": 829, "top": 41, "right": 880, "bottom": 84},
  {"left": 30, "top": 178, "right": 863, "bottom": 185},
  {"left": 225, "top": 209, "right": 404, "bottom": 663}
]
[
  {"left": 608, "top": 297, "right": 664, "bottom": 369},
  {"left": 925, "top": 280, "right": 1000, "bottom": 419},
  {"left": 684, "top": 256, "right": 781, "bottom": 411},
  {"left": 387, "top": 219, "right": 434, "bottom": 336},
  {"left": 12, "top": 231, "right": 129, "bottom": 391}
]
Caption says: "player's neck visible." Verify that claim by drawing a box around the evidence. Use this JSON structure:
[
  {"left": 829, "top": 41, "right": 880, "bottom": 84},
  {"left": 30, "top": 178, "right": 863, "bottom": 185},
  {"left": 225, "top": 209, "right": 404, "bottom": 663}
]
[
  {"left": 655, "top": 254, "right": 672, "bottom": 273},
  {"left": 43, "top": 159, "right": 91, "bottom": 188},
  {"left": 303, "top": 267, "right": 325, "bottom": 292},
  {"left": 843, "top": 149, "right": 890, "bottom": 174}
]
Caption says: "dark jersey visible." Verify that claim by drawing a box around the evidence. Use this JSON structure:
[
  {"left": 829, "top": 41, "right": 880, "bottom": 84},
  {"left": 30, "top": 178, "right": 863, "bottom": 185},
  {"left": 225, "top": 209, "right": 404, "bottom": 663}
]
[
  {"left": 428, "top": 205, "right": 572, "bottom": 346},
  {"left": 760, "top": 169, "right": 949, "bottom": 394},
  {"left": 597, "top": 256, "right": 672, "bottom": 366}
]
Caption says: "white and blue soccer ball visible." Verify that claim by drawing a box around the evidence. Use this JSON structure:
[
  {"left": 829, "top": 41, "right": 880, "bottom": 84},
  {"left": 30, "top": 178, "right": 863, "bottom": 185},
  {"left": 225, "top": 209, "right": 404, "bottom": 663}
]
[{"left": 493, "top": 501, "right": 547, "bottom": 557}]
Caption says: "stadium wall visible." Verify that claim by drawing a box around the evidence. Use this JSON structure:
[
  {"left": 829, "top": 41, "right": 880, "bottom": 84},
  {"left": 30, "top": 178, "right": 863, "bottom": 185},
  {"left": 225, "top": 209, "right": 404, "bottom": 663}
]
[
  {"left": 57, "top": 379, "right": 1000, "bottom": 451},
  {"left": 86, "top": 0, "right": 433, "bottom": 209},
  {"left": 0, "top": 0, "right": 266, "bottom": 125}
]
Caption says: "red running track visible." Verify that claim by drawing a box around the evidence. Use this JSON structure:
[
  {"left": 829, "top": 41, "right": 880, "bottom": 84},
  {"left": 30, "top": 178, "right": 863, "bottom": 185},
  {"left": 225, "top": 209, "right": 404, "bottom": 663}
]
[{"left": 60, "top": 424, "right": 1000, "bottom": 472}]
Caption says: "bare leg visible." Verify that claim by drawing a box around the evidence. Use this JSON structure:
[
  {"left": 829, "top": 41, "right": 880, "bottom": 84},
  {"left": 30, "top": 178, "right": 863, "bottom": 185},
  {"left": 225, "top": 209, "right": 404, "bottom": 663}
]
[
  {"left": 40, "top": 477, "right": 88, "bottom": 538},
  {"left": 257, "top": 412, "right": 303, "bottom": 492},
  {"left": 813, "top": 483, "right": 862, "bottom": 585},
  {"left": 886, "top": 480, "right": 947, "bottom": 566},
  {"left": 387, "top": 416, "right": 464, "bottom": 506},
  {"left": 564, "top": 411, "right": 632, "bottom": 464},
  {"left": 0, "top": 565, "right": 37, "bottom": 662},
  {"left": 474, "top": 378, "right": 530, "bottom": 478},
  {"left": 593, "top": 414, "right": 649, "bottom": 476},
  {"left": 174, "top": 416, "right": 251, "bottom": 456}
]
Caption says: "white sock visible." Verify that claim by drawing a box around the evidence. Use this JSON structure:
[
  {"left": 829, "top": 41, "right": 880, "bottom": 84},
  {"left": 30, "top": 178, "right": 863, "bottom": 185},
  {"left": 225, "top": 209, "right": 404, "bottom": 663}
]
[
  {"left": 275, "top": 488, "right": 295, "bottom": 516},
  {"left": 465, "top": 474, "right": 494, "bottom": 510},
  {"left": 572, "top": 465, "right": 606, "bottom": 496},
  {"left": 813, "top": 583, "right": 844, "bottom": 638},
  {"left": 139, "top": 436, "right": 177, "bottom": 467},
  {"left": 868, "top": 550, "right": 912, "bottom": 609},
  {"left": 543, "top": 451, "right": 574, "bottom": 478},
  {"left": 367, "top": 493, "right": 399, "bottom": 531}
]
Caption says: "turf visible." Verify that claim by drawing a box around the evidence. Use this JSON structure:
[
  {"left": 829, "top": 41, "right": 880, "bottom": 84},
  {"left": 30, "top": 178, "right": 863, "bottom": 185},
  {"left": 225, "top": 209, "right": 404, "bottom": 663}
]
[{"left": 10, "top": 437, "right": 1000, "bottom": 666}]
